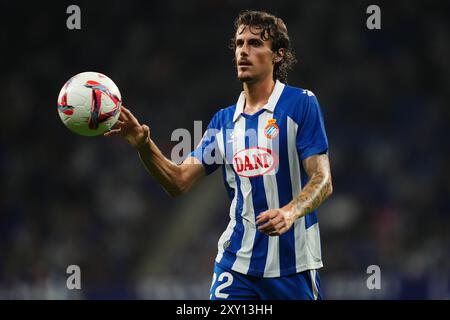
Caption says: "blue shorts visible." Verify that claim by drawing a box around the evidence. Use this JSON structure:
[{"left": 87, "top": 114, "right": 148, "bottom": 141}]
[{"left": 210, "top": 262, "right": 322, "bottom": 300}]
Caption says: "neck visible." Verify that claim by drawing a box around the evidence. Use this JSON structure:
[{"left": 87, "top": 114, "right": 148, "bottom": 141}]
[{"left": 243, "top": 76, "right": 276, "bottom": 114}]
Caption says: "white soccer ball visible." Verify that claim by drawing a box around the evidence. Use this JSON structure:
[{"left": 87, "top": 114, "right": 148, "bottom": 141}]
[{"left": 57, "top": 71, "right": 122, "bottom": 136}]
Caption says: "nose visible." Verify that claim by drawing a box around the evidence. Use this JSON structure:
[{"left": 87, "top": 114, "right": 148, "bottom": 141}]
[{"left": 239, "top": 42, "right": 249, "bottom": 57}]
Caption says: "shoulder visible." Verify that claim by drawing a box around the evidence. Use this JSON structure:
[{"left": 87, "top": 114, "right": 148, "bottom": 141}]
[
  {"left": 216, "top": 104, "right": 237, "bottom": 118},
  {"left": 281, "top": 84, "right": 320, "bottom": 117},
  {"left": 283, "top": 84, "right": 317, "bottom": 102},
  {"left": 208, "top": 104, "right": 237, "bottom": 129}
]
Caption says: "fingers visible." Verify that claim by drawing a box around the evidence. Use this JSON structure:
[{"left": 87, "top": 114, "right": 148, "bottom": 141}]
[
  {"left": 119, "top": 105, "right": 135, "bottom": 122},
  {"left": 256, "top": 210, "right": 277, "bottom": 225},
  {"left": 274, "top": 221, "right": 286, "bottom": 231},
  {"left": 110, "top": 120, "right": 124, "bottom": 130},
  {"left": 119, "top": 106, "right": 129, "bottom": 121},
  {"left": 119, "top": 111, "right": 127, "bottom": 122},
  {"left": 255, "top": 213, "right": 267, "bottom": 224},
  {"left": 256, "top": 215, "right": 271, "bottom": 230},
  {"left": 121, "top": 105, "right": 141, "bottom": 125},
  {"left": 257, "top": 214, "right": 280, "bottom": 229},
  {"left": 121, "top": 106, "right": 134, "bottom": 120},
  {"left": 269, "top": 224, "right": 289, "bottom": 237},
  {"left": 104, "top": 128, "right": 121, "bottom": 137},
  {"left": 257, "top": 213, "right": 284, "bottom": 233},
  {"left": 256, "top": 208, "right": 291, "bottom": 236},
  {"left": 106, "top": 121, "right": 124, "bottom": 137},
  {"left": 256, "top": 211, "right": 268, "bottom": 224},
  {"left": 258, "top": 219, "right": 283, "bottom": 234},
  {"left": 266, "top": 224, "right": 285, "bottom": 237}
]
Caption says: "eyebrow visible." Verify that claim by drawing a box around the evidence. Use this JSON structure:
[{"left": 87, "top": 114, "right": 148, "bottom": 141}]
[{"left": 235, "top": 37, "right": 264, "bottom": 43}]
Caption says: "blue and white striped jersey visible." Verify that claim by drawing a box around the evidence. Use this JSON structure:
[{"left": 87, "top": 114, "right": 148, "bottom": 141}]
[{"left": 191, "top": 80, "right": 329, "bottom": 277}]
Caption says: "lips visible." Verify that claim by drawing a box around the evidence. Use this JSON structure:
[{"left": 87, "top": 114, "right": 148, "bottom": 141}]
[{"left": 238, "top": 61, "right": 252, "bottom": 66}]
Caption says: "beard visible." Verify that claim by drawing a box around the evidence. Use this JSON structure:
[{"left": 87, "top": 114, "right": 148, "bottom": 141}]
[
  {"left": 238, "top": 75, "right": 254, "bottom": 83},
  {"left": 237, "top": 69, "right": 257, "bottom": 83}
]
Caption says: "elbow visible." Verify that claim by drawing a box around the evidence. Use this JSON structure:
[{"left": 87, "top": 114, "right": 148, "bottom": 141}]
[
  {"left": 166, "top": 173, "right": 190, "bottom": 197},
  {"left": 166, "top": 184, "right": 187, "bottom": 197},
  {"left": 167, "top": 189, "right": 183, "bottom": 197},
  {"left": 166, "top": 187, "right": 181, "bottom": 197},
  {"left": 326, "top": 175, "right": 333, "bottom": 199}
]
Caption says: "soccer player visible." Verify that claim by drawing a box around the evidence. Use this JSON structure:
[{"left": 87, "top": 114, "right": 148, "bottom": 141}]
[{"left": 105, "top": 10, "right": 333, "bottom": 300}]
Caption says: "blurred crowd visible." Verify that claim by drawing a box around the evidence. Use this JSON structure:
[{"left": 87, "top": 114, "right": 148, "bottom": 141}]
[{"left": 0, "top": 0, "right": 449, "bottom": 299}]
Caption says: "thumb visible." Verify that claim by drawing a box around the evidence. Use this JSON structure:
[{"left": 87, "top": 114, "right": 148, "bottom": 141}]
[
  {"left": 134, "top": 124, "right": 151, "bottom": 150},
  {"left": 142, "top": 124, "right": 150, "bottom": 136}
]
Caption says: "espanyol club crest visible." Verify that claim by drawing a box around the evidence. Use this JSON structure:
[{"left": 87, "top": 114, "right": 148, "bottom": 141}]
[{"left": 264, "top": 119, "right": 279, "bottom": 139}]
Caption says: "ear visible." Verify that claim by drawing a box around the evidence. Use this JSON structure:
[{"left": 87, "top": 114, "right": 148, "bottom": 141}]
[{"left": 273, "top": 48, "right": 285, "bottom": 63}]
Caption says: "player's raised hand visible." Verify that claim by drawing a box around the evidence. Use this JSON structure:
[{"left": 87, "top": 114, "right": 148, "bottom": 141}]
[
  {"left": 256, "top": 208, "right": 295, "bottom": 236},
  {"left": 104, "top": 105, "right": 150, "bottom": 150}
]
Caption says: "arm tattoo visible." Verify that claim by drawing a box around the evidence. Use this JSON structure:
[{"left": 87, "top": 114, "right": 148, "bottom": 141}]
[{"left": 291, "top": 154, "right": 333, "bottom": 220}]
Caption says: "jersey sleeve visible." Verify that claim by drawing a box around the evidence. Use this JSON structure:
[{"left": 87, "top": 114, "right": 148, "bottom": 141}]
[
  {"left": 296, "top": 92, "right": 329, "bottom": 160},
  {"left": 188, "top": 112, "right": 223, "bottom": 175}
]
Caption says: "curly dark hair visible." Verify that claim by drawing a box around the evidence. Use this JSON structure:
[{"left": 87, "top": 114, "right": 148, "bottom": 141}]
[{"left": 230, "top": 10, "right": 297, "bottom": 83}]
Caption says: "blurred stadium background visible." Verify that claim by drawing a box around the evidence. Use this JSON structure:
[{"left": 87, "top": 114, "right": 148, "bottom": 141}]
[{"left": 0, "top": 0, "right": 449, "bottom": 299}]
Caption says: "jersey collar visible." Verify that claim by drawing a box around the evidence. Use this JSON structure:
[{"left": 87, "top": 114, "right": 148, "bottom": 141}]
[{"left": 232, "top": 80, "right": 285, "bottom": 123}]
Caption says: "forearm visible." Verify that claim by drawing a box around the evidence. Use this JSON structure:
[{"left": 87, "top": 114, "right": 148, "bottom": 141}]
[
  {"left": 136, "top": 138, "right": 185, "bottom": 196},
  {"left": 283, "top": 171, "right": 333, "bottom": 220}
]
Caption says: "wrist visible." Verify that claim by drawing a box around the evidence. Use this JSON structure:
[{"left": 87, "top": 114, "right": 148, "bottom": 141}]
[
  {"left": 134, "top": 135, "right": 150, "bottom": 152},
  {"left": 282, "top": 203, "right": 299, "bottom": 221},
  {"left": 134, "top": 125, "right": 151, "bottom": 151}
]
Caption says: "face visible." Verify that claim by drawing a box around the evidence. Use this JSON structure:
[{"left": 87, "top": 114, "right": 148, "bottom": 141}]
[{"left": 234, "top": 25, "right": 277, "bottom": 83}]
